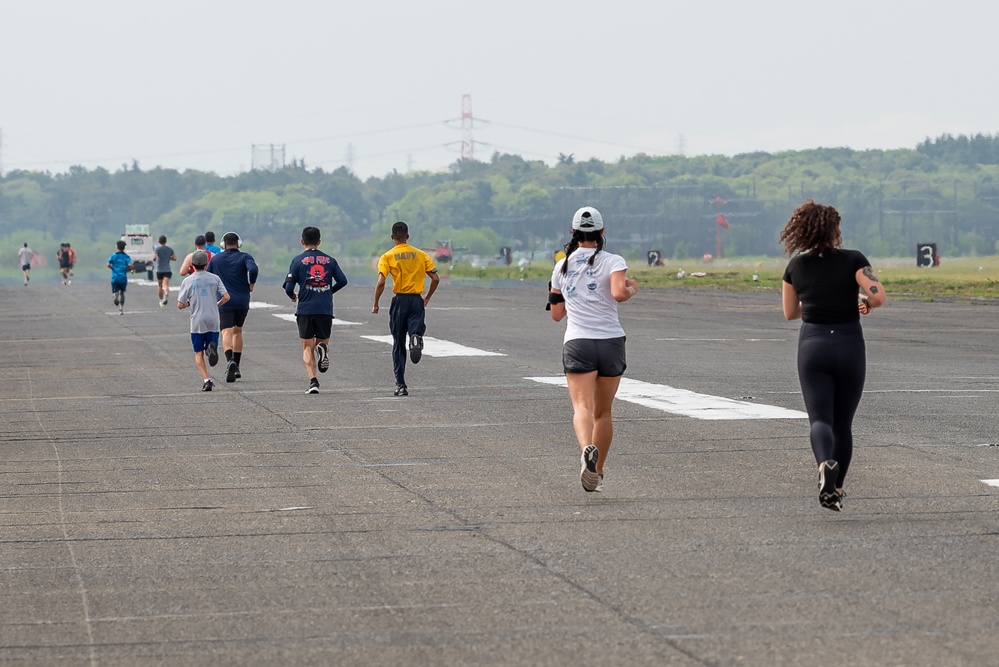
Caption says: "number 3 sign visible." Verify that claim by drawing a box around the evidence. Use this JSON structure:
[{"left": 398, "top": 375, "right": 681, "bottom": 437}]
[{"left": 916, "top": 243, "right": 940, "bottom": 268}]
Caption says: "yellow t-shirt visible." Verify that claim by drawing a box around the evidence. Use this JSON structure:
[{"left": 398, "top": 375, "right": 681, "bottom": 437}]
[{"left": 377, "top": 243, "right": 436, "bottom": 294}]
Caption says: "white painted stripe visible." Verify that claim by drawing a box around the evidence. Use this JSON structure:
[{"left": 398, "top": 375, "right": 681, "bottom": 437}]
[
  {"left": 362, "top": 335, "right": 505, "bottom": 357},
  {"left": 983, "top": 479, "right": 999, "bottom": 488},
  {"left": 250, "top": 301, "right": 280, "bottom": 309},
  {"left": 525, "top": 376, "right": 808, "bottom": 421},
  {"left": 272, "top": 313, "right": 360, "bottom": 325}
]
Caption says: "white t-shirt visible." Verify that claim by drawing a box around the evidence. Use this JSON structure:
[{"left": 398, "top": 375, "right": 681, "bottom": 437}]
[
  {"left": 551, "top": 247, "right": 628, "bottom": 343},
  {"left": 18, "top": 247, "right": 31, "bottom": 265}
]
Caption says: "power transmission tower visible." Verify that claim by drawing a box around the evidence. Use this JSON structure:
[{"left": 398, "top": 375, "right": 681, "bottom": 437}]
[
  {"left": 446, "top": 94, "right": 487, "bottom": 164},
  {"left": 461, "top": 94, "right": 474, "bottom": 161}
]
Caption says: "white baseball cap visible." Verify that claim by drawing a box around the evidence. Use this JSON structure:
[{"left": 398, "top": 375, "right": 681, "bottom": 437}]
[{"left": 572, "top": 206, "right": 604, "bottom": 231}]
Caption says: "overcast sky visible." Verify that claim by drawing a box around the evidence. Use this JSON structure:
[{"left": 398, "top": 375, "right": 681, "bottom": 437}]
[{"left": 1, "top": 0, "right": 996, "bottom": 179}]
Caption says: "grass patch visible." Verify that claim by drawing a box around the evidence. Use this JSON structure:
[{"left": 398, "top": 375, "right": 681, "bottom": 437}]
[{"left": 446, "top": 255, "right": 999, "bottom": 300}]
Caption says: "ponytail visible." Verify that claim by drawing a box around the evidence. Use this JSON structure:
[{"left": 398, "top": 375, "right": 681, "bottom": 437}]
[{"left": 560, "top": 230, "right": 603, "bottom": 274}]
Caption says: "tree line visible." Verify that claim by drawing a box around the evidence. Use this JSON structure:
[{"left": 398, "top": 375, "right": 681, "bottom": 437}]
[{"left": 3, "top": 132, "right": 999, "bottom": 274}]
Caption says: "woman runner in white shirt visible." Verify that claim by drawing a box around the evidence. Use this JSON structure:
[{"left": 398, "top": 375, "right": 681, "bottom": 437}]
[{"left": 549, "top": 207, "right": 639, "bottom": 492}]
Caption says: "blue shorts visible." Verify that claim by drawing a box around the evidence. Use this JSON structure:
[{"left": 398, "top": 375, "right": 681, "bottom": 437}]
[
  {"left": 191, "top": 332, "right": 220, "bottom": 353},
  {"left": 111, "top": 280, "right": 128, "bottom": 293}
]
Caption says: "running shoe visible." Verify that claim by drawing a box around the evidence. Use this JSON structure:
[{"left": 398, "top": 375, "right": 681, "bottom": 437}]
[
  {"left": 202, "top": 378, "right": 213, "bottom": 392},
  {"left": 595, "top": 474, "right": 605, "bottom": 493},
  {"left": 207, "top": 342, "right": 219, "bottom": 367},
  {"left": 226, "top": 360, "right": 238, "bottom": 383},
  {"left": 409, "top": 334, "right": 423, "bottom": 364},
  {"left": 580, "top": 445, "right": 600, "bottom": 492},
  {"left": 308, "top": 378, "right": 320, "bottom": 394},
  {"left": 818, "top": 460, "right": 842, "bottom": 511},
  {"left": 113, "top": 294, "right": 119, "bottom": 306},
  {"left": 316, "top": 342, "right": 330, "bottom": 373},
  {"left": 234, "top": 366, "right": 241, "bottom": 379},
  {"left": 394, "top": 384, "right": 408, "bottom": 396}
]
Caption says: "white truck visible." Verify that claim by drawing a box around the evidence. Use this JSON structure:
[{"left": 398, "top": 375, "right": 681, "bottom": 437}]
[{"left": 121, "top": 224, "right": 156, "bottom": 280}]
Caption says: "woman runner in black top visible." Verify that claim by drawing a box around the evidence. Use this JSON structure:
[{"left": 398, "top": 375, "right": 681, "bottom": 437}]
[{"left": 780, "top": 200, "right": 886, "bottom": 511}]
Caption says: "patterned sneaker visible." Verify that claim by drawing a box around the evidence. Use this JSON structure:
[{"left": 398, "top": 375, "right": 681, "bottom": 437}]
[
  {"left": 818, "top": 460, "right": 842, "bottom": 511},
  {"left": 307, "top": 378, "right": 320, "bottom": 394},
  {"left": 409, "top": 334, "right": 423, "bottom": 364},
  {"left": 207, "top": 342, "right": 219, "bottom": 367},
  {"left": 580, "top": 445, "right": 600, "bottom": 492},
  {"left": 316, "top": 342, "right": 330, "bottom": 373},
  {"left": 202, "top": 379, "right": 213, "bottom": 392},
  {"left": 394, "top": 385, "right": 409, "bottom": 396}
]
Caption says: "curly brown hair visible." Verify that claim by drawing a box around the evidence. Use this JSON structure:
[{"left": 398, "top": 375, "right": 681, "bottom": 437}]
[{"left": 779, "top": 200, "right": 842, "bottom": 256}]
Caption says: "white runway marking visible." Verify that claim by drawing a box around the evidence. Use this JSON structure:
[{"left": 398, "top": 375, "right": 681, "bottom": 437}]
[
  {"left": 526, "top": 376, "right": 808, "bottom": 420},
  {"left": 272, "top": 313, "right": 361, "bottom": 325},
  {"left": 362, "top": 335, "right": 505, "bottom": 357},
  {"left": 250, "top": 301, "right": 280, "bottom": 309},
  {"left": 982, "top": 479, "right": 999, "bottom": 488}
]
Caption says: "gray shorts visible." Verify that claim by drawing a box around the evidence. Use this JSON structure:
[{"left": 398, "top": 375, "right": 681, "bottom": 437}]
[{"left": 562, "top": 336, "right": 627, "bottom": 377}]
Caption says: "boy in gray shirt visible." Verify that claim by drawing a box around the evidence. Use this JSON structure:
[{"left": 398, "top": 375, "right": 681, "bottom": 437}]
[{"left": 176, "top": 251, "right": 229, "bottom": 391}]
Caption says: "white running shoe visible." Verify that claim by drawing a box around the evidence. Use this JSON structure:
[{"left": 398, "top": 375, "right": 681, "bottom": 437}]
[{"left": 580, "top": 445, "right": 600, "bottom": 492}]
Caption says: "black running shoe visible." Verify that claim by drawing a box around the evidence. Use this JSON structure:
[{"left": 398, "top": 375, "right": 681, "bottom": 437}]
[
  {"left": 202, "top": 379, "right": 213, "bottom": 392},
  {"left": 316, "top": 342, "right": 330, "bottom": 373},
  {"left": 308, "top": 378, "right": 320, "bottom": 394},
  {"left": 394, "top": 385, "right": 409, "bottom": 396},
  {"left": 818, "top": 460, "right": 841, "bottom": 511},
  {"left": 207, "top": 342, "right": 219, "bottom": 367},
  {"left": 409, "top": 334, "right": 423, "bottom": 364},
  {"left": 226, "top": 360, "right": 238, "bottom": 383},
  {"left": 580, "top": 445, "right": 600, "bottom": 492},
  {"left": 234, "top": 365, "right": 241, "bottom": 379}
]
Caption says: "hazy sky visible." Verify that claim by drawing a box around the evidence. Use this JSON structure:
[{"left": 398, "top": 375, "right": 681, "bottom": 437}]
[{"left": 2, "top": 0, "right": 996, "bottom": 179}]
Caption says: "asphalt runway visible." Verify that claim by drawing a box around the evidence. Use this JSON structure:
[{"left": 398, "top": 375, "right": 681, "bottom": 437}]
[{"left": 2, "top": 275, "right": 997, "bottom": 666}]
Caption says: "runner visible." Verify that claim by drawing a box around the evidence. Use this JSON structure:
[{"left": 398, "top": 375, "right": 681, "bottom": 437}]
[
  {"left": 179, "top": 235, "right": 213, "bottom": 277},
  {"left": 106, "top": 240, "right": 134, "bottom": 315},
  {"left": 57, "top": 243, "right": 72, "bottom": 285},
  {"left": 154, "top": 235, "right": 177, "bottom": 306},
  {"left": 176, "top": 250, "right": 229, "bottom": 391},
  {"left": 284, "top": 226, "right": 349, "bottom": 394},
  {"left": 207, "top": 232, "right": 258, "bottom": 383},
  {"left": 18, "top": 243, "right": 32, "bottom": 286},
  {"left": 548, "top": 206, "right": 639, "bottom": 493},
  {"left": 371, "top": 221, "right": 439, "bottom": 396},
  {"left": 204, "top": 231, "right": 222, "bottom": 256},
  {"left": 65, "top": 243, "right": 76, "bottom": 282},
  {"left": 780, "top": 200, "right": 886, "bottom": 511}
]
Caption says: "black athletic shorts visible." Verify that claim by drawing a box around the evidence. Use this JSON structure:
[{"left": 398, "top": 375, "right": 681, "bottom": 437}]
[
  {"left": 297, "top": 314, "right": 333, "bottom": 340},
  {"left": 562, "top": 336, "right": 627, "bottom": 376},
  {"left": 156, "top": 272, "right": 172, "bottom": 280},
  {"left": 219, "top": 309, "right": 249, "bottom": 330}
]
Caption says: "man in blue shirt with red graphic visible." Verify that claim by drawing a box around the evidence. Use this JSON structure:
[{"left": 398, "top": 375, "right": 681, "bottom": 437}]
[{"left": 284, "top": 226, "right": 349, "bottom": 394}]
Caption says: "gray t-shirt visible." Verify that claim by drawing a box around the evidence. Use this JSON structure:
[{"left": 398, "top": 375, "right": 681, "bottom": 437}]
[
  {"left": 176, "top": 271, "right": 228, "bottom": 333},
  {"left": 154, "top": 245, "right": 175, "bottom": 273}
]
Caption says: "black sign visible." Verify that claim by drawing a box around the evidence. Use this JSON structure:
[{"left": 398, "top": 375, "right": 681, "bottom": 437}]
[
  {"left": 647, "top": 250, "right": 663, "bottom": 267},
  {"left": 916, "top": 243, "right": 939, "bottom": 267}
]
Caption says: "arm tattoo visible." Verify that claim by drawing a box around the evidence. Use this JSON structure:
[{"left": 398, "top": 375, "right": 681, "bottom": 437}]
[
  {"left": 862, "top": 266, "right": 879, "bottom": 282},
  {"left": 869, "top": 285, "right": 880, "bottom": 294}
]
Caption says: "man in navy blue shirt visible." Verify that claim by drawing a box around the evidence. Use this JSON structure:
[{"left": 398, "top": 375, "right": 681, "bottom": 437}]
[
  {"left": 284, "top": 226, "right": 349, "bottom": 394},
  {"left": 207, "top": 232, "right": 259, "bottom": 383}
]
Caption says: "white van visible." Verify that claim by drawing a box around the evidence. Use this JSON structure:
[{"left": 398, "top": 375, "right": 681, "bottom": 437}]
[{"left": 121, "top": 224, "right": 156, "bottom": 280}]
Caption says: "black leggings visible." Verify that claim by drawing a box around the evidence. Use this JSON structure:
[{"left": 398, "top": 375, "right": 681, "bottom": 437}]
[{"left": 797, "top": 321, "right": 866, "bottom": 488}]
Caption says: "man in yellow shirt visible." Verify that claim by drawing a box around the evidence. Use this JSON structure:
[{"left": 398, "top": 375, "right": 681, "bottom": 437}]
[{"left": 372, "top": 221, "right": 440, "bottom": 396}]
